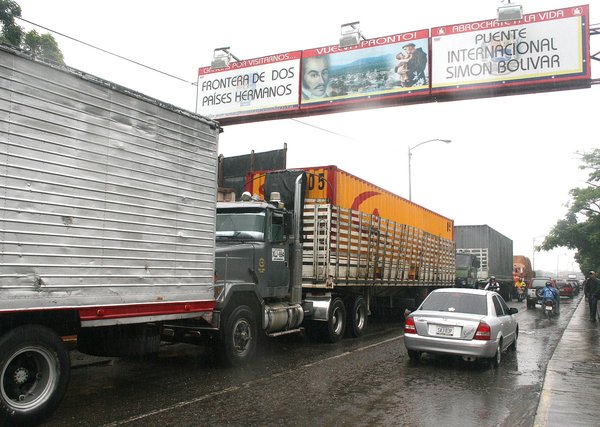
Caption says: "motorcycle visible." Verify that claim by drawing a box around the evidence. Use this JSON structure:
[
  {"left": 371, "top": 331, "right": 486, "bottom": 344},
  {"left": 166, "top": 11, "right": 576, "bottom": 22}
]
[
  {"left": 516, "top": 287, "right": 525, "bottom": 302},
  {"left": 543, "top": 299, "right": 556, "bottom": 318}
]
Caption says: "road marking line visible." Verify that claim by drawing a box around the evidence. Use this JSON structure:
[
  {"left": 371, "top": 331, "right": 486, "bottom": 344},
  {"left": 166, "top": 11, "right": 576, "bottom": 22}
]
[{"left": 102, "top": 333, "right": 405, "bottom": 426}]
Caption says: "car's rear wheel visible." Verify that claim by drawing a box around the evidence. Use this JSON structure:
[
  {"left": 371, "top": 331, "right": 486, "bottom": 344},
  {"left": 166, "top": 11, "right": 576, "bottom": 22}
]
[
  {"left": 407, "top": 350, "right": 421, "bottom": 361},
  {"left": 489, "top": 341, "right": 502, "bottom": 368}
]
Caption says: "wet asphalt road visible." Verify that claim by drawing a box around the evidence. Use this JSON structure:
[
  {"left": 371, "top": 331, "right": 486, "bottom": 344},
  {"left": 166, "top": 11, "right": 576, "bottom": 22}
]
[{"left": 45, "top": 295, "right": 582, "bottom": 427}]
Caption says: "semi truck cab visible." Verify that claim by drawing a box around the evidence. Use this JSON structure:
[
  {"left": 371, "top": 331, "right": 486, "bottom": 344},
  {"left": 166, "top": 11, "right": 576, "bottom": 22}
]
[
  {"left": 215, "top": 197, "right": 297, "bottom": 307},
  {"left": 455, "top": 252, "right": 480, "bottom": 288},
  {"left": 165, "top": 179, "right": 309, "bottom": 366}
]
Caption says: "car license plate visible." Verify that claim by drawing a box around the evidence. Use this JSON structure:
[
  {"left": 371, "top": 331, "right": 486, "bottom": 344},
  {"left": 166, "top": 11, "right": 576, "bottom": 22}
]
[{"left": 436, "top": 326, "right": 454, "bottom": 336}]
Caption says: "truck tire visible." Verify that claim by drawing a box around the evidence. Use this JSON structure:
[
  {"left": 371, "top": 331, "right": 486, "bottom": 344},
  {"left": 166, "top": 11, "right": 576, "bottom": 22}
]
[
  {"left": 221, "top": 305, "right": 257, "bottom": 366},
  {"left": 324, "top": 298, "right": 346, "bottom": 343},
  {"left": 346, "top": 296, "right": 368, "bottom": 338},
  {"left": 0, "top": 325, "right": 70, "bottom": 426}
]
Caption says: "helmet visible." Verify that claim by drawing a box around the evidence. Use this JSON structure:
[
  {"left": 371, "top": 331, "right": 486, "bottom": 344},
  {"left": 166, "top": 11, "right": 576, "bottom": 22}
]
[
  {"left": 491, "top": 276, "right": 496, "bottom": 280},
  {"left": 545, "top": 281, "right": 552, "bottom": 286}
]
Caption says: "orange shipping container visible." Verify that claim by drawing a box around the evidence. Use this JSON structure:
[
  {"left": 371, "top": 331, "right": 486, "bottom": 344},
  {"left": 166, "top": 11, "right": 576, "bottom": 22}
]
[{"left": 247, "top": 165, "right": 454, "bottom": 241}]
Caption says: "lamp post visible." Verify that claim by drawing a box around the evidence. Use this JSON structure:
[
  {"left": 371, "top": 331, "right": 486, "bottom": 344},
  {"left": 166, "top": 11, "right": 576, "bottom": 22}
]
[{"left": 408, "top": 139, "right": 451, "bottom": 201}]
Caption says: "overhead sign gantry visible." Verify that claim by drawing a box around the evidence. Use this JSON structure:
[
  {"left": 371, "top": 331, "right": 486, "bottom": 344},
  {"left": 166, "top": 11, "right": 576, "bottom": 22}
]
[{"left": 196, "top": 5, "right": 592, "bottom": 125}]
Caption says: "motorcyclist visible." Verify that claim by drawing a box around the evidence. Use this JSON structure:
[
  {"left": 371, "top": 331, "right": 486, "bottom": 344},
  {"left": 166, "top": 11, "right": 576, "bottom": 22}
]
[
  {"left": 484, "top": 276, "right": 500, "bottom": 292},
  {"left": 515, "top": 277, "right": 527, "bottom": 301},
  {"left": 542, "top": 281, "right": 560, "bottom": 313}
]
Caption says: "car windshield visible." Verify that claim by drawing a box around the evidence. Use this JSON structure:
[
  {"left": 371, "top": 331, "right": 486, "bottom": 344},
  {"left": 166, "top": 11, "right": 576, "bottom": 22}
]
[
  {"left": 216, "top": 210, "right": 266, "bottom": 241},
  {"left": 532, "top": 279, "right": 550, "bottom": 287},
  {"left": 419, "top": 292, "right": 488, "bottom": 316}
]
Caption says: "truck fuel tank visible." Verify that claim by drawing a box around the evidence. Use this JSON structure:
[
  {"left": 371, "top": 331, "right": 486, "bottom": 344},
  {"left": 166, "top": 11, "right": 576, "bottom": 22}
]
[{"left": 263, "top": 303, "right": 304, "bottom": 334}]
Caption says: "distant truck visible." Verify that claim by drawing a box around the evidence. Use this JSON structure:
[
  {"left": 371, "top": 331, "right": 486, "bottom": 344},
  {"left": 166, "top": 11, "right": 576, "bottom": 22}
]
[
  {"left": 167, "top": 166, "right": 456, "bottom": 364},
  {"left": 454, "top": 225, "right": 514, "bottom": 300},
  {"left": 0, "top": 46, "right": 219, "bottom": 424},
  {"left": 513, "top": 255, "right": 534, "bottom": 283},
  {"left": 455, "top": 251, "right": 480, "bottom": 288}
]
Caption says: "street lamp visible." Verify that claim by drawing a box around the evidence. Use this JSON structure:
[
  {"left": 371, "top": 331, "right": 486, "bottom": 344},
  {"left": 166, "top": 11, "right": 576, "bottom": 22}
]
[{"left": 408, "top": 139, "right": 451, "bottom": 201}]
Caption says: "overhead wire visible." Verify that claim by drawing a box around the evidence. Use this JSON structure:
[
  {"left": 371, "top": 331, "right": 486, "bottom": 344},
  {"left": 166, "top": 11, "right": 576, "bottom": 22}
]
[
  {"left": 16, "top": 16, "right": 360, "bottom": 140},
  {"left": 15, "top": 16, "right": 196, "bottom": 85},
  {"left": 290, "top": 119, "right": 359, "bottom": 141}
]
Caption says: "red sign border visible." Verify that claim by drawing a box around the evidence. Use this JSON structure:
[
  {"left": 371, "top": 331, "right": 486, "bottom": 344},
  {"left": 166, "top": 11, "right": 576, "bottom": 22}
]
[{"left": 430, "top": 5, "right": 591, "bottom": 95}]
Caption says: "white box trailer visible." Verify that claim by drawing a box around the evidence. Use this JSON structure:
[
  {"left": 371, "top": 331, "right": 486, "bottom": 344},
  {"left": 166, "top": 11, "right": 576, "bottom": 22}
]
[{"left": 0, "top": 45, "right": 219, "bottom": 424}]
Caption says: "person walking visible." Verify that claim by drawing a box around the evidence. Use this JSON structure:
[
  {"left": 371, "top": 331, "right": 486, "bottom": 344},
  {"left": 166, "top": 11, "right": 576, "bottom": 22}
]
[{"left": 584, "top": 271, "right": 600, "bottom": 321}]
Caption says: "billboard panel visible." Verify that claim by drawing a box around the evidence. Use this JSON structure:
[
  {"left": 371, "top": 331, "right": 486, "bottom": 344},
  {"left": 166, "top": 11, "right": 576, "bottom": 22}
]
[
  {"left": 300, "top": 30, "right": 430, "bottom": 110},
  {"left": 196, "top": 51, "right": 301, "bottom": 120},
  {"left": 431, "top": 5, "right": 590, "bottom": 94}
]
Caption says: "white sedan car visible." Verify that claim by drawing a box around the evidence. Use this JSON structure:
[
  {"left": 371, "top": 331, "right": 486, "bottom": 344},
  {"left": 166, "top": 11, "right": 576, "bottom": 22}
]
[{"left": 404, "top": 288, "right": 518, "bottom": 367}]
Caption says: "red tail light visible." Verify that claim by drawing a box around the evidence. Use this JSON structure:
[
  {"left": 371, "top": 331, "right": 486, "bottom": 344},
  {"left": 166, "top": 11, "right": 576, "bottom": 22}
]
[
  {"left": 404, "top": 317, "right": 416, "bottom": 334},
  {"left": 474, "top": 322, "right": 491, "bottom": 340}
]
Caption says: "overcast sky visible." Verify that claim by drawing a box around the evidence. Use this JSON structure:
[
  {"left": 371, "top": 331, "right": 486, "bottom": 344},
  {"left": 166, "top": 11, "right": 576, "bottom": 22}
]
[{"left": 15, "top": 0, "right": 599, "bottom": 274}]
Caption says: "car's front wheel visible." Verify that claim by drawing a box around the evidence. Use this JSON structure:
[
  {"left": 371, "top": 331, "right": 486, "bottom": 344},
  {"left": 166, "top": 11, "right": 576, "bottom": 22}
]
[{"left": 509, "top": 330, "right": 518, "bottom": 352}]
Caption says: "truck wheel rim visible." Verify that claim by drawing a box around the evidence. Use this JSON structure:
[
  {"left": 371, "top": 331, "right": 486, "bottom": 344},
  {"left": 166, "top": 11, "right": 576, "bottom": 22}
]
[
  {"left": 1, "top": 346, "right": 57, "bottom": 411},
  {"left": 332, "top": 306, "right": 343, "bottom": 335},
  {"left": 232, "top": 319, "right": 252, "bottom": 355},
  {"left": 355, "top": 305, "right": 366, "bottom": 330}
]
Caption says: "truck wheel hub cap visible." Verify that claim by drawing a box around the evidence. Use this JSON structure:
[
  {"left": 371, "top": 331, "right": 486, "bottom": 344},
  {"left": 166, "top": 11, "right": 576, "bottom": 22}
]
[{"left": 13, "top": 367, "right": 30, "bottom": 385}]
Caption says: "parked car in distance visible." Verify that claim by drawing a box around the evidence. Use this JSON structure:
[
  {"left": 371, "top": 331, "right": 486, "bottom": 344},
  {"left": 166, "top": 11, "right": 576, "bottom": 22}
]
[
  {"left": 403, "top": 288, "right": 518, "bottom": 367},
  {"left": 557, "top": 280, "right": 575, "bottom": 298},
  {"left": 566, "top": 279, "right": 580, "bottom": 295},
  {"left": 527, "top": 277, "right": 557, "bottom": 309}
]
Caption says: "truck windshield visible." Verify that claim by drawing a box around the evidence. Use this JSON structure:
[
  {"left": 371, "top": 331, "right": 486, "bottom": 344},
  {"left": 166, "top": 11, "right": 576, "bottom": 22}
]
[
  {"left": 216, "top": 210, "right": 266, "bottom": 241},
  {"left": 455, "top": 254, "right": 473, "bottom": 268}
]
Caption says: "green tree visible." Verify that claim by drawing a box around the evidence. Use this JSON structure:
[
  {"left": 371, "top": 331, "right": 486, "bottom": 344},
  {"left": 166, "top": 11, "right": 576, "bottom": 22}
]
[
  {"left": 0, "top": 0, "right": 64, "bottom": 64},
  {"left": 23, "top": 29, "right": 64, "bottom": 64},
  {"left": 0, "top": 0, "right": 22, "bottom": 45},
  {"left": 542, "top": 149, "right": 600, "bottom": 273}
]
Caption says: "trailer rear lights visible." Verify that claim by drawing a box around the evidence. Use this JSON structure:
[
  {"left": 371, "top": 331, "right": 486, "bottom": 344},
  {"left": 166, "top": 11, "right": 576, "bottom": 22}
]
[
  {"left": 474, "top": 322, "right": 491, "bottom": 340},
  {"left": 404, "top": 317, "right": 416, "bottom": 334}
]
